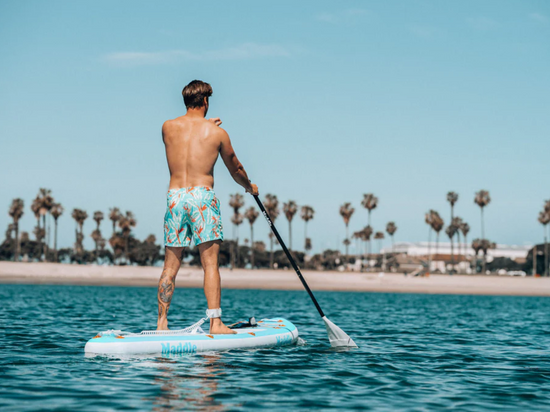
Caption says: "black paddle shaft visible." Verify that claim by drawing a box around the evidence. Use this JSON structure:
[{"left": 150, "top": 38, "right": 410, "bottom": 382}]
[{"left": 253, "top": 195, "right": 325, "bottom": 318}]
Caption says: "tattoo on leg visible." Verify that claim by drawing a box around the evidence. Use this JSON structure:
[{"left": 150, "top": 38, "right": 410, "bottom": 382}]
[
  {"left": 157, "top": 269, "right": 175, "bottom": 321},
  {"left": 160, "top": 279, "right": 175, "bottom": 303}
]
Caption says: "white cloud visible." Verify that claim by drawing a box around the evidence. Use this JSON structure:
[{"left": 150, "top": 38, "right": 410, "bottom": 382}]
[
  {"left": 103, "top": 43, "right": 292, "bottom": 66},
  {"left": 529, "top": 12, "right": 548, "bottom": 23},
  {"left": 315, "top": 8, "right": 369, "bottom": 24}
]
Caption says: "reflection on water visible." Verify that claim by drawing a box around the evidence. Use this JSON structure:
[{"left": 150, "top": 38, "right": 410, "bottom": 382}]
[
  {"left": 2, "top": 285, "right": 550, "bottom": 411},
  {"left": 151, "top": 355, "right": 231, "bottom": 412}
]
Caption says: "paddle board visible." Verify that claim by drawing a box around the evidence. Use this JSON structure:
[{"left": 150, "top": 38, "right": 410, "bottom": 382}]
[{"left": 84, "top": 318, "right": 298, "bottom": 355}]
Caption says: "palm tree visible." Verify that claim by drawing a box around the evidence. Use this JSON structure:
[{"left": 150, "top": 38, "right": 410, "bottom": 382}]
[
  {"left": 431, "top": 211, "right": 444, "bottom": 263},
  {"left": 50, "top": 203, "right": 64, "bottom": 262},
  {"left": 305, "top": 237, "right": 312, "bottom": 253},
  {"left": 91, "top": 229, "right": 102, "bottom": 263},
  {"left": 460, "top": 222, "right": 470, "bottom": 262},
  {"left": 264, "top": 194, "right": 280, "bottom": 268},
  {"left": 386, "top": 222, "right": 397, "bottom": 252},
  {"left": 447, "top": 192, "right": 459, "bottom": 272},
  {"left": 37, "top": 189, "right": 54, "bottom": 259},
  {"left": 445, "top": 224, "right": 459, "bottom": 274},
  {"left": 374, "top": 231, "right": 384, "bottom": 253},
  {"left": 479, "top": 239, "right": 495, "bottom": 275},
  {"left": 452, "top": 217, "right": 464, "bottom": 263},
  {"left": 71, "top": 209, "right": 88, "bottom": 255},
  {"left": 93, "top": 211, "right": 104, "bottom": 262},
  {"left": 374, "top": 231, "right": 385, "bottom": 270},
  {"left": 361, "top": 194, "right": 378, "bottom": 256},
  {"left": 230, "top": 212, "right": 244, "bottom": 268},
  {"left": 362, "top": 225, "right": 373, "bottom": 269},
  {"left": 229, "top": 193, "right": 245, "bottom": 214},
  {"left": 30, "top": 196, "right": 42, "bottom": 259},
  {"left": 118, "top": 211, "right": 136, "bottom": 263},
  {"left": 538, "top": 210, "right": 550, "bottom": 277},
  {"left": 283, "top": 201, "right": 298, "bottom": 250},
  {"left": 244, "top": 207, "right": 259, "bottom": 268},
  {"left": 33, "top": 226, "right": 45, "bottom": 258},
  {"left": 8, "top": 198, "right": 24, "bottom": 261},
  {"left": 352, "top": 230, "right": 363, "bottom": 257},
  {"left": 229, "top": 194, "right": 245, "bottom": 269},
  {"left": 93, "top": 211, "right": 104, "bottom": 229},
  {"left": 342, "top": 238, "right": 351, "bottom": 256},
  {"left": 425, "top": 210, "right": 443, "bottom": 273},
  {"left": 474, "top": 190, "right": 491, "bottom": 240},
  {"left": 300, "top": 205, "right": 314, "bottom": 253},
  {"left": 144, "top": 234, "right": 157, "bottom": 265},
  {"left": 471, "top": 238, "right": 482, "bottom": 273},
  {"left": 339, "top": 203, "right": 355, "bottom": 259},
  {"left": 425, "top": 211, "right": 434, "bottom": 272},
  {"left": 109, "top": 208, "right": 121, "bottom": 235}
]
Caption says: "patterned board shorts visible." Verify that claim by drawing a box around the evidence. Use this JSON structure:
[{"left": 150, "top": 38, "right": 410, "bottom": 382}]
[{"left": 164, "top": 186, "right": 224, "bottom": 247}]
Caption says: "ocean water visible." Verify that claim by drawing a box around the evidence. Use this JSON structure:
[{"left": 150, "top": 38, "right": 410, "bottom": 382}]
[{"left": 1, "top": 285, "right": 550, "bottom": 411}]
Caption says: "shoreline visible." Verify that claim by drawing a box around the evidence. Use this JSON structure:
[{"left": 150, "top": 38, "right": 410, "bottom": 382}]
[{"left": 1, "top": 262, "right": 550, "bottom": 296}]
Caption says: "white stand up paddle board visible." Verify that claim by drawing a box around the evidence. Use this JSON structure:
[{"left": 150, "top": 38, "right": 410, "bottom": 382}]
[{"left": 84, "top": 318, "right": 298, "bottom": 355}]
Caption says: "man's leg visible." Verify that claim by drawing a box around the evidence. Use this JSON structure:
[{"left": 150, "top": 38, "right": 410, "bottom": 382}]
[
  {"left": 198, "top": 240, "right": 236, "bottom": 334},
  {"left": 157, "top": 246, "right": 184, "bottom": 330}
]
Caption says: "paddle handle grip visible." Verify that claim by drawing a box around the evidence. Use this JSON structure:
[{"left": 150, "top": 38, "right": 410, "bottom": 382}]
[{"left": 254, "top": 195, "right": 325, "bottom": 318}]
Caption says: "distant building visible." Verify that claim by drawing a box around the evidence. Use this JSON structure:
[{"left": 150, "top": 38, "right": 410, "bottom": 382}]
[
  {"left": 381, "top": 242, "right": 530, "bottom": 261},
  {"left": 379, "top": 242, "right": 530, "bottom": 273}
]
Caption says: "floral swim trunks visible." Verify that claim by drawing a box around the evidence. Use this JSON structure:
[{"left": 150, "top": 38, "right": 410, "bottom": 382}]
[{"left": 164, "top": 186, "right": 224, "bottom": 247}]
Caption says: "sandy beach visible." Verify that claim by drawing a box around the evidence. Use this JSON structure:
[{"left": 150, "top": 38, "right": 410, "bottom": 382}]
[{"left": 1, "top": 261, "right": 549, "bottom": 296}]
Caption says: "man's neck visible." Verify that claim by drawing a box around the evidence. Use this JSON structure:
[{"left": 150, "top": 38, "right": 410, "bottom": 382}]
[{"left": 185, "top": 107, "right": 206, "bottom": 118}]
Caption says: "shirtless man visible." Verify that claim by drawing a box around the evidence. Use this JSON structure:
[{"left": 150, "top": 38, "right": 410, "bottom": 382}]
[{"left": 157, "top": 80, "right": 258, "bottom": 333}]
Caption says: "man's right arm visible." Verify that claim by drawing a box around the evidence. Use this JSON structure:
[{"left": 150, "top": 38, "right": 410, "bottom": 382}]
[{"left": 219, "top": 129, "right": 258, "bottom": 196}]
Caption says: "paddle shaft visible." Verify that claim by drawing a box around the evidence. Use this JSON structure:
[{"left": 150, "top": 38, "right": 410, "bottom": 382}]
[{"left": 254, "top": 195, "right": 325, "bottom": 318}]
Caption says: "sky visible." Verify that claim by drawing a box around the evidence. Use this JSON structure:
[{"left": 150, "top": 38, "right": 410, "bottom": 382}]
[{"left": 1, "top": 0, "right": 549, "bottom": 254}]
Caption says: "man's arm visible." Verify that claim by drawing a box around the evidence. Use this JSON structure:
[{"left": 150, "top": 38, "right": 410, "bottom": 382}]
[{"left": 219, "top": 130, "right": 258, "bottom": 195}]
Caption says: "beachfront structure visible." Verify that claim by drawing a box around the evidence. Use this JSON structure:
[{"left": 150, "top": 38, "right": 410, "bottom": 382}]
[
  {"left": 381, "top": 242, "right": 530, "bottom": 260},
  {"left": 379, "top": 242, "right": 530, "bottom": 272}
]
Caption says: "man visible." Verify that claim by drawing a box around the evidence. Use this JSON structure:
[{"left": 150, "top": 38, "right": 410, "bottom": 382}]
[{"left": 158, "top": 80, "right": 258, "bottom": 333}]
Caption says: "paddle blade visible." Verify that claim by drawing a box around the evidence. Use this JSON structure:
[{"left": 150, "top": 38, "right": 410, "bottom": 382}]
[{"left": 322, "top": 316, "right": 358, "bottom": 348}]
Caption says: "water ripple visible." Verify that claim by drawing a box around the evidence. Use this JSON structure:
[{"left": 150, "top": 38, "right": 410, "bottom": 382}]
[{"left": 1, "top": 285, "right": 550, "bottom": 411}]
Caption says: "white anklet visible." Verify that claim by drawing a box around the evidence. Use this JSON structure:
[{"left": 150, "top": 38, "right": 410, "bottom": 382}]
[{"left": 206, "top": 308, "right": 222, "bottom": 319}]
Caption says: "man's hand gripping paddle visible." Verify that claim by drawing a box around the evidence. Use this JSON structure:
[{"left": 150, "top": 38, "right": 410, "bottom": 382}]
[{"left": 253, "top": 195, "right": 357, "bottom": 348}]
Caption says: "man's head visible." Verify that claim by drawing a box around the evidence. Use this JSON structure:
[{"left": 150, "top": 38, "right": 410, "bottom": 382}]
[{"left": 182, "top": 80, "right": 212, "bottom": 115}]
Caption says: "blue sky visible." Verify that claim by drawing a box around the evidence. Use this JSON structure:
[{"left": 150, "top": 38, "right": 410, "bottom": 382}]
[{"left": 1, "top": 1, "right": 549, "bottom": 254}]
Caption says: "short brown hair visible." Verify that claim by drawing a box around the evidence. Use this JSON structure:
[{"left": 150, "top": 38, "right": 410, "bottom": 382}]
[{"left": 182, "top": 80, "right": 213, "bottom": 109}]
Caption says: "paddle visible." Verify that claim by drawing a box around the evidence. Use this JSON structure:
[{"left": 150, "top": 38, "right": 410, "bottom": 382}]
[{"left": 253, "top": 195, "right": 357, "bottom": 348}]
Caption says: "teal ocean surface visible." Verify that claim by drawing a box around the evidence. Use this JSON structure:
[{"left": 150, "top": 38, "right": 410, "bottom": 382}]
[{"left": 1, "top": 285, "right": 550, "bottom": 411}]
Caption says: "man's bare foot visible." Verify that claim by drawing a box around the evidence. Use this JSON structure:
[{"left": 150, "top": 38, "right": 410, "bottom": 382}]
[
  {"left": 157, "top": 319, "right": 169, "bottom": 330},
  {"left": 210, "top": 319, "right": 237, "bottom": 335}
]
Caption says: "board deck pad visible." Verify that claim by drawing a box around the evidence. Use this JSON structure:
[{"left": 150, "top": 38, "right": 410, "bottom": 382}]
[{"left": 84, "top": 318, "right": 298, "bottom": 355}]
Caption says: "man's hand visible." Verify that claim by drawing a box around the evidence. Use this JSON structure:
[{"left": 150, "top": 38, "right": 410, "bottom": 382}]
[
  {"left": 246, "top": 183, "right": 259, "bottom": 196},
  {"left": 208, "top": 117, "right": 222, "bottom": 127}
]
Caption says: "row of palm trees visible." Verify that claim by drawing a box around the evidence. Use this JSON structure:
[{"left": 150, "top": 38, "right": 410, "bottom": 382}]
[
  {"left": 423, "top": 191, "right": 549, "bottom": 276},
  {"left": 7, "top": 188, "right": 139, "bottom": 263},
  {"left": 7, "top": 189, "right": 549, "bottom": 275},
  {"left": 423, "top": 191, "right": 485, "bottom": 274},
  {"left": 339, "top": 195, "right": 398, "bottom": 269},
  {"left": 227, "top": 193, "right": 315, "bottom": 269}
]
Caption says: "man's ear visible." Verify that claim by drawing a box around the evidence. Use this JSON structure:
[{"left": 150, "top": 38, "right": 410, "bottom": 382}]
[{"left": 203, "top": 97, "right": 208, "bottom": 107}]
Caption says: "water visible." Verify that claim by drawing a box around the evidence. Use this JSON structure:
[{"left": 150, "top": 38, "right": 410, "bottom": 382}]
[{"left": 1, "top": 285, "right": 550, "bottom": 411}]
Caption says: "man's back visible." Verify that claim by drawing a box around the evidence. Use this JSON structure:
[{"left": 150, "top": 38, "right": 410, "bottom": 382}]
[
  {"left": 163, "top": 115, "right": 223, "bottom": 190},
  {"left": 157, "top": 79, "right": 257, "bottom": 334}
]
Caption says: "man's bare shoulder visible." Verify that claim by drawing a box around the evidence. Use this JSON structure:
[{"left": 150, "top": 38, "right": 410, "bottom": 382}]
[
  {"left": 212, "top": 125, "right": 229, "bottom": 143},
  {"left": 162, "top": 116, "right": 185, "bottom": 132},
  {"left": 161, "top": 118, "right": 176, "bottom": 138}
]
